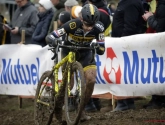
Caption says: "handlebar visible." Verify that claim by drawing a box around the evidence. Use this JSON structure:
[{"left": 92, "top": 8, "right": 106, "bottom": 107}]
[
  {"left": 48, "top": 41, "right": 104, "bottom": 60},
  {"left": 49, "top": 44, "right": 94, "bottom": 50}
]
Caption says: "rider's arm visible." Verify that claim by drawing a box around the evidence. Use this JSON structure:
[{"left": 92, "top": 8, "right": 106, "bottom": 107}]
[
  {"left": 46, "top": 26, "right": 66, "bottom": 45},
  {"left": 46, "top": 20, "right": 76, "bottom": 45},
  {"left": 51, "top": 19, "right": 78, "bottom": 38},
  {"left": 94, "top": 21, "right": 105, "bottom": 55}
]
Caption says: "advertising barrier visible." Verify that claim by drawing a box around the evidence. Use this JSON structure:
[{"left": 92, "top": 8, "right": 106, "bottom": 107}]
[{"left": 1, "top": 32, "right": 165, "bottom": 97}]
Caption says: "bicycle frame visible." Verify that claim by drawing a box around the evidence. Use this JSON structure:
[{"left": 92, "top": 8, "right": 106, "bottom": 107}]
[
  {"left": 37, "top": 44, "right": 95, "bottom": 106},
  {"left": 53, "top": 51, "right": 76, "bottom": 96}
]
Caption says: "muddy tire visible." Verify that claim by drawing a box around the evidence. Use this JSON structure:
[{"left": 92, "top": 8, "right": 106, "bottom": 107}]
[
  {"left": 64, "top": 62, "right": 86, "bottom": 125},
  {"left": 34, "top": 71, "right": 55, "bottom": 125}
]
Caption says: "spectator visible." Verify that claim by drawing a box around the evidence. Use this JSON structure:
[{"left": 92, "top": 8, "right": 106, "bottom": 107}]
[
  {"left": 5, "top": 0, "right": 17, "bottom": 21},
  {"left": 57, "top": 11, "right": 71, "bottom": 41},
  {"left": 107, "top": 2, "right": 116, "bottom": 16},
  {"left": 142, "top": 0, "right": 151, "bottom": 12},
  {"left": 4, "top": 0, "right": 39, "bottom": 44},
  {"left": 0, "top": 14, "right": 4, "bottom": 44},
  {"left": 31, "top": 0, "right": 54, "bottom": 47},
  {"left": 0, "top": 14, "right": 4, "bottom": 45},
  {"left": 142, "top": 0, "right": 165, "bottom": 109},
  {"left": 70, "top": 5, "right": 82, "bottom": 19},
  {"left": 0, "top": 14, "right": 11, "bottom": 44},
  {"left": 57, "top": 11, "right": 71, "bottom": 27},
  {"left": 64, "top": 0, "right": 79, "bottom": 13},
  {"left": 48, "top": 0, "right": 66, "bottom": 33},
  {"left": 81, "top": 0, "right": 87, "bottom": 6},
  {"left": 110, "top": 0, "right": 144, "bottom": 112},
  {"left": 50, "top": 0, "right": 60, "bottom": 5}
]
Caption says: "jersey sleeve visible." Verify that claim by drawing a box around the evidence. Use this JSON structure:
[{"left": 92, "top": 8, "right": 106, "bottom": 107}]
[
  {"left": 52, "top": 20, "right": 77, "bottom": 38},
  {"left": 94, "top": 21, "right": 105, "bottom": 42},
  {"left": 93, "top": 21, "right": 105, "bottom": 55}
]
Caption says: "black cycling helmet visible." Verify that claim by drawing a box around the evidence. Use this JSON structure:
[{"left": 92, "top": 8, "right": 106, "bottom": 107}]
[{"left": 81, "top": 4, "right": 100, "bottom": 26}]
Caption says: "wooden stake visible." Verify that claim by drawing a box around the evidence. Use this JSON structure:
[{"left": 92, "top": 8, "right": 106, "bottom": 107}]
[
  {"left": 21, "top": 30, "right": 25, "bottom": 44},
  {"left": 18, "top": 96, "right": 22, "bottom": 109},
  {"left": 54, "top": 21, "right": 58, "bottom": 30},
  {"left": 112, "top": 94, "right": 116, "bottom": 110}
]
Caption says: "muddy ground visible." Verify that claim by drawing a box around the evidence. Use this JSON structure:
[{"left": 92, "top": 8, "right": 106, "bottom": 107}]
[{"left": 0, "top": 95, "right": 165, "bottom": 125}]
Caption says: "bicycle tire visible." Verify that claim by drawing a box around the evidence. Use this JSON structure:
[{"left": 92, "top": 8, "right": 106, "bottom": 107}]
[
  {"left": 34, "top": 71, "right": 55, "bottom": 125},
  {"left": 64, "top": 62, "right": 86, "bottom": 125}
]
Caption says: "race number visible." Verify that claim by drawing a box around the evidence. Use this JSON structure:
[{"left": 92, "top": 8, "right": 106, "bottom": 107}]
[
  {"left": 57, "top": 28, "right": 66, "bottom": 36},
  {"left": 98, "top": 33, "right": 105, "bottom": 41}
]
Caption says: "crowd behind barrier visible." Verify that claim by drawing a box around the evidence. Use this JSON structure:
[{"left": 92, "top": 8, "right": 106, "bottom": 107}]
[{"left": 0, "top": 0, "right": 39, "bottom": 21}]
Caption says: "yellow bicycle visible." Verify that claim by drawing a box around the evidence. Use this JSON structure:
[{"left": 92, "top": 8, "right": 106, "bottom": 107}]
[{"left": 34, "top": 41, "right": 95, "bottom": 125}]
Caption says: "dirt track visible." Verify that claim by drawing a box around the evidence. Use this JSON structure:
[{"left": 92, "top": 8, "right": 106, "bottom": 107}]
[{"left": 0, "top": 95, "right": 165, "bottom": 125}]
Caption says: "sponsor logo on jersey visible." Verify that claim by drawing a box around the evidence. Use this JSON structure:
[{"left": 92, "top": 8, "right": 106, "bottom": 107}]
[
  {"left": 69, "top": 22, "right": 76, "bottom": 29},
  {"left": 68, "top": 33, "right": 95, "bottom": 43},
  {"left": 95, "top": 23, "right": 104, "bottom": 32}
]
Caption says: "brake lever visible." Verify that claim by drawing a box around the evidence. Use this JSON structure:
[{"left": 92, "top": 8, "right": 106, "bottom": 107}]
[
  {"left": 55, "top": 44, "right": 60, "bottom": 53},
  {"left": 51, "top": 54, "right": 56, "bottom": 60},
  {"left": 51, "top": 44, "right": 60, "bottom": 60}
]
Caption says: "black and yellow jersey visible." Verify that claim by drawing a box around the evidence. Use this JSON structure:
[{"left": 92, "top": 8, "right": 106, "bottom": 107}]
[{"left": 52, "top": 18, "right": 105, "bottom": 46}]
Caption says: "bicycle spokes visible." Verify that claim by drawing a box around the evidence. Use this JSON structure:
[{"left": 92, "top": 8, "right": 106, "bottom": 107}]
[
  {"left": 70, "top": 70, "right": 81, "bottom": 96},
  {"left": 64, "top": 62, "right": 86, "bottom": 125},
  {"left": 34, "top": 71, "right": 55, "bottom": 125}
]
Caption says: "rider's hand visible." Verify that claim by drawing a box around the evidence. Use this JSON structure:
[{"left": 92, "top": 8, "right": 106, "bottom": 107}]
[
  {"left": 45, "top": 34, "right": 58, "bottom": 47},
  {"left": 90, "top": 42, "right": 100, "bottom": 49}
]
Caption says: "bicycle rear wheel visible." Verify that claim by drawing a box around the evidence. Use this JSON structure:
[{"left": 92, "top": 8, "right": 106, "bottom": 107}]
[
  {"left": 64, "top": 62, "right": 86, "bottom": 125},
  {"left": 34, "top": 71, "right": 55, "bottom": 125}
]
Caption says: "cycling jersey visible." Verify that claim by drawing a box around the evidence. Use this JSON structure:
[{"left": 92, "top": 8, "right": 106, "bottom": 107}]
[
  {"left": 52, "top": 18, "right": 105, "bottom": 55},
  {"left": 51, "top": 18, "right": 105, "bottom": 68}
]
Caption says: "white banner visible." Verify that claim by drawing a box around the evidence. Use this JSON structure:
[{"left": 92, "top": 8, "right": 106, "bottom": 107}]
[
  {"left": 0, "top": 32, "right": 165, "bottom": 96},
  {"left": 93, "top": 32, "right": 165, "bottom": 96},
  {"left": 0, "top": 45, "right": 54, "bottom": 96}
]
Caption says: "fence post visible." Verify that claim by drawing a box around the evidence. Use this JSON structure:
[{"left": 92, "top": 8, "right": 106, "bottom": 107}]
[
  {"left": 112, "top": 94, "right": 116, "bottom": 110},
  {"left": 18, "top": 96, "right": 22, "bottom": 109},
  {"left": 21, "top": 30, "right": 25, "bottom": 44},
  {"left": 54, "top": 21, "right": 58, "bottom": 30}
]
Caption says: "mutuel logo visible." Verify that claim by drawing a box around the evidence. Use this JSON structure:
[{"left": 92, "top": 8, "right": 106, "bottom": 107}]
[
  {"left": 103, "top": 47, "right": 121, "bottom": 84},
  {"left": 0, "top": 58, "right": 40, "bottom": 85}
]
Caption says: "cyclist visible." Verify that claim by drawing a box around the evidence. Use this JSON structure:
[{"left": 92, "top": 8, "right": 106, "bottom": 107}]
[{"left": 46, "top": 3, "right": 105, "bottom": 120}]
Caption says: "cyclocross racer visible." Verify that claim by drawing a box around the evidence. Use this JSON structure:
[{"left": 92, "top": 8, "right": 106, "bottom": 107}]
[{"left": 46, "top": 3, "right": 105, "bottom": 121}]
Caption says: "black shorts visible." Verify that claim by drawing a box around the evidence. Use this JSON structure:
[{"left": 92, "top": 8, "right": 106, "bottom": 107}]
[{"left": 61, "top": 49, "right": 96, "bottom": 70}]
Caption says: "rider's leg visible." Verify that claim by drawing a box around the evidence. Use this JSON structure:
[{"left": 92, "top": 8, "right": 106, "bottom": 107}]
[
  {"left": 80, "top": 67, "right": 96, "bottom": 121},
  {"left": 78, "top": 50, "right": 96, "bottom": 121},
  {"left": 84, "top": 67, "right": 96, "bottom": 105}
]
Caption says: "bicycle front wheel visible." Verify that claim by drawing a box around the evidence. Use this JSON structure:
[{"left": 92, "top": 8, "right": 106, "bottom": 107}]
[
  {"left": 64, "top": 62, "right": 86, "bottom": 125},
  {"left": 34, "top": 71, "right": 55, "bottom": 125}
]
